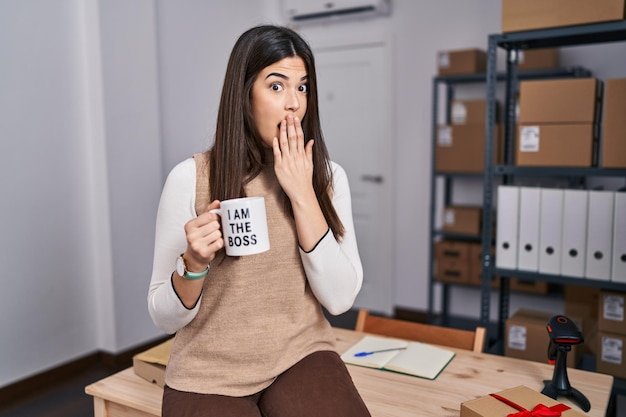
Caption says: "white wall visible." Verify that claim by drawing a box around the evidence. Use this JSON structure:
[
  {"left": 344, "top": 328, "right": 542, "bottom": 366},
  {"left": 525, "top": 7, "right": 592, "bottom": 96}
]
[
  {"left": 155, "top": 0, "right": 272, "bottom": 174},
  {"left": 1, "top": 0, "right": 625, "bottom": 388},
  {"left": 0, "top": 0, "right": 166, "bottom": 387},
  {"left": 97, "top": 0, "right": 165, "bottom": 351},
  {"left": 0, "top": 0, "right": 101, "bottom": 387}
]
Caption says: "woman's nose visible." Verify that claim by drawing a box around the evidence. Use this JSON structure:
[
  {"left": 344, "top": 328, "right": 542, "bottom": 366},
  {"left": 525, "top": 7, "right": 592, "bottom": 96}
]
[{"left": 285, "top": 91, "right": 300, "bottom": 112}]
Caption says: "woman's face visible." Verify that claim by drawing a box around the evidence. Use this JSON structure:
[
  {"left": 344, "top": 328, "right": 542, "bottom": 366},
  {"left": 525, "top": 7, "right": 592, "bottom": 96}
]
[{"left": 251, "top": 56, "right": 309, "bottom": 147}]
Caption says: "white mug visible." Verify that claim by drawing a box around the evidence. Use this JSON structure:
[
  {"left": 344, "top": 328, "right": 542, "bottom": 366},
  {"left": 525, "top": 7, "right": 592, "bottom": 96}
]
[{"left": 210, "top": 197, "right": 270, "bottom": 256}]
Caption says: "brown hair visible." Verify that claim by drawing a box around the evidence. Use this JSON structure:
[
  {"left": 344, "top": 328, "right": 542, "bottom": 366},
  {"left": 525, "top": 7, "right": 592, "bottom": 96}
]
[{"left": 208, "top": 25, "right": 344, "bottom": 239}]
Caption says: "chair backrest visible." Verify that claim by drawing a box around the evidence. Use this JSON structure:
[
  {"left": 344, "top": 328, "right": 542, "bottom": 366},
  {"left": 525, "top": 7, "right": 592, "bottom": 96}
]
[{"left": 355, "top": 309, "right": 486, "bottom": 353}]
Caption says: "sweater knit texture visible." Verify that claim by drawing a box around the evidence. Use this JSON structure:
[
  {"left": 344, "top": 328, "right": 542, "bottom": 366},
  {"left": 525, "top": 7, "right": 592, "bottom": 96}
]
[{"left": 164, "top": 153, "right": 336, "bottom": 396}]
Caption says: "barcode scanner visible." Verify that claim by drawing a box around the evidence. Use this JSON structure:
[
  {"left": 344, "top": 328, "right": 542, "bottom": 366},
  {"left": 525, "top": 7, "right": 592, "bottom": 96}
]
[
  {"left": 541, "top": 315, "right": 590, "bottom": 412},
  {"left": 547, "top": 315, "right": 584, "bottom": 363}
]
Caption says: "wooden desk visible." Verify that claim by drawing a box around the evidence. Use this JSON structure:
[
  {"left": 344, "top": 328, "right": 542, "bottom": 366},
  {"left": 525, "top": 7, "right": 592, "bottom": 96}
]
[{"left": 86, "top": 328, "right": 613, "bottom": 417}]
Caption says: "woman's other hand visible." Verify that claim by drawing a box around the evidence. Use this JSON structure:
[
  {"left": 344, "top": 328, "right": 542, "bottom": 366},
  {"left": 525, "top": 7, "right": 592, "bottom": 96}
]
[
  {"left": 273, "top": 115, "right": 329, "bottom": 251},
  {"left": 273, "top": 115, "right": 315, "bottom": 202}
]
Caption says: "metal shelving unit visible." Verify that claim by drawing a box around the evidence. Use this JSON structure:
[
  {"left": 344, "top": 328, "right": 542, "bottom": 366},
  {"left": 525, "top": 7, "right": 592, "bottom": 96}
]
[
  {"left": 428, "top": 67, "right": 593, "bottom": 327},
  {"left": 480, "top": 20, "right": 626, "bottom": 344}
]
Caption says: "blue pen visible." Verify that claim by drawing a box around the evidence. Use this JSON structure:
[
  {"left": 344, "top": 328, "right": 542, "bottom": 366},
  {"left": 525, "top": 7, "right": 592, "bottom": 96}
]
[{"left": 354, "top": 347, "right": 407, "bottom": 357}]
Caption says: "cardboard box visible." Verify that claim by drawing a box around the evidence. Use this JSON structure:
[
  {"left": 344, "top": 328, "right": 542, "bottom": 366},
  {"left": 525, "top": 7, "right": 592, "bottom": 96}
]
[
  {"left": 435, "top": 258, "right": 470, "bottom": 284},
  {"left": 451, "top": 99, "right": 499, "bottom": 125},
  {"left": 461, "top": 385, "right": 587, "bottom": 417},
  {"left": 437, "top": 49, "right": 486, "bottom": 76},
  {"left": 509, "top": 278, "right": 549, "bottom": 295},
  {"left": 518, "top": 78, "right": 599, "bottom": 124},
  {"left": 434, "top": 240, "right": 472, "bottom": 284},
  {"left": 517, "top": 48, "right": 560, "bottom": 71},
  {"left": 442, "top": 206, "right": 482, "bottom": 236},
  {"left": 434, "top": 240, "right": 470, "bottom": 262},
  {"left": 502, "top": 0, "right": 626, "bottom": 33},
  {"left": 515, "top": 124, "right": 595, "bottom": 167},
  {"left": 597, "top": 331, "right": 626, "bottom": 379},
  {"left": 505, "top": 309, "right": 578, "bottom": 367},
  {"left": 599, "top": 291, "right": 626, "bottom": 335},
  {"left": 602, "top": 78, "right": 626, "bottom": 168},
  {"left": 436, "top": 124, "right": 502, "bottom": 173},
  {"left": 132, "top": 338, "right": 173, "bottom": 387},
  {"left": 480, "top": 275, "right": 548, "bottom": 293}
]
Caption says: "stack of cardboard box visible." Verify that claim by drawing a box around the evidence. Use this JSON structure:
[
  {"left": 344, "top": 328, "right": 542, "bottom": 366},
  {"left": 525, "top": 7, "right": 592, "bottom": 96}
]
[
  {"left": 434, "top": 240, "right": 548, "bottom": 294},
  {"left": 516, "top": 78, "right": 600, "bottom": 167},
  {"left": 434, "top": 240, "right": 489, "bottom": 286},
  {"left": 502, "top": 2, "right": 626, "bottom": 169},
  {"left": 434, "top": 240, "right": 474, "bottom": 285},
  {"left": 435, "top": 98, "right": 503, "bottom": 173},
  {"left": 435, "top": 47, "right": 503, "bottom": 174},
  {"left": 597, "top": 290, "right": 626, "bottom": 378}
]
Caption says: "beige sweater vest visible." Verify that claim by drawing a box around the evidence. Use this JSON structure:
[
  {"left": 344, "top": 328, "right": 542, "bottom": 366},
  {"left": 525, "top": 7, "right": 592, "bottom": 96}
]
[{"left": 164, "top": 153, "right": 336, "bottom": 396}]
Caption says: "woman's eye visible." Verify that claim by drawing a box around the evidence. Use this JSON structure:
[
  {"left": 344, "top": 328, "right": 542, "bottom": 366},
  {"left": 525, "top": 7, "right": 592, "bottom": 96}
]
[
  {"left": 298, "top": 84, "right": 309, "bottom": 94},
  {"left": 270, "top": 82, "right": 283, "bottom": 92}
]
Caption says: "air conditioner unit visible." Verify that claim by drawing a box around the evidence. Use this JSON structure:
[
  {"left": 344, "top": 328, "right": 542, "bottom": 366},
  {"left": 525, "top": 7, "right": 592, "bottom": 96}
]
[{"left": 283, "top": 0, "right": 391, "bottom": 24}]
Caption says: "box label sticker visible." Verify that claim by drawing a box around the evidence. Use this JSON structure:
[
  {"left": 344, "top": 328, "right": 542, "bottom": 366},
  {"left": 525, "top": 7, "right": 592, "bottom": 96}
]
[
  {"left": 438, "top": 52, "right": 450, "bottom": 69},
  {"left": 601, "top": 336, "right": 623, "bottom": 365},
  {"left": 519, "top": 126, "right": 540, "bottom": 152},
  {"left": 603, "top": 294, "right": 625, "bottom": 322},
  {"left": 438, "top": 126, "right": 453, "bottom": 147},
  {"left": 508, "top": 325, "right": 527, "bottom": 350},
  {"left": 451, "top": 102, "right": 467, "bottom": 124},
  {"left": 443, "top": 209, "right": 455, "bottom": 225}
]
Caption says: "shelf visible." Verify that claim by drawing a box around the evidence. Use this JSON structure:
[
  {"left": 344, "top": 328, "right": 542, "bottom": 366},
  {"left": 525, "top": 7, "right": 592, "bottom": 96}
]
[
  {"left": 479, "top": 20, "right": 626, "bottom": 344},
  {"left": 494, "top": 19, "right": 626, "bottom": 50},
  {"left": 433, "top": 231, "right": 482, "bottom": 242},
  {"left": 434, "top": 66, "right": 591, "bottom": 85},
  {"left": 494, "top": 166, "right": 626, "bottom": 177},
  {"left": 495, "top": 268, "right": 626, "bottom": 292},
  {"left": 430, "top": 38, "right": 596, "bottom": 331},
  {"left": 435, "top": 171, "right": 484, "bottom": 178},
  {"left": 431, "top": 19, "right": 626, "bottom": 340}
]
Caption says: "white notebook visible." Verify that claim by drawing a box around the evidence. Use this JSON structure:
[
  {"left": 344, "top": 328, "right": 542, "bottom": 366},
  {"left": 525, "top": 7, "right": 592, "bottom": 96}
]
[{"left": 341, "top": 335, "right": 455, "bottom": 380}]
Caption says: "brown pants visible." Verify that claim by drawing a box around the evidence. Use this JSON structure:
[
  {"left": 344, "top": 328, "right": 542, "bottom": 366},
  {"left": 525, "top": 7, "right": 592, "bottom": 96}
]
[{"left": 162, "top": 350, "right": 371, "bottom": 417}]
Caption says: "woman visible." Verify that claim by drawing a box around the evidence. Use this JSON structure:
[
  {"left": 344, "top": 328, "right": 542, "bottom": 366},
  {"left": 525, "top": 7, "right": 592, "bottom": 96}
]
[{"left": 148, "top": 25, "right": 370, "bottom": 416}]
